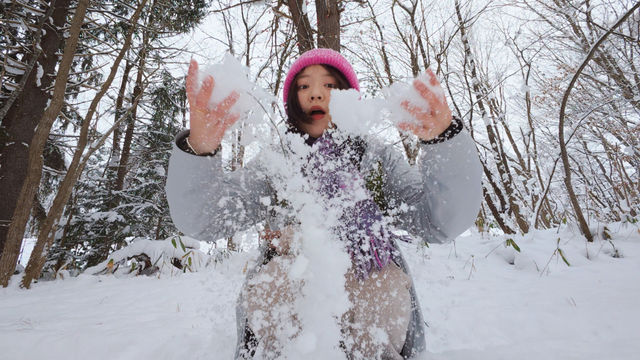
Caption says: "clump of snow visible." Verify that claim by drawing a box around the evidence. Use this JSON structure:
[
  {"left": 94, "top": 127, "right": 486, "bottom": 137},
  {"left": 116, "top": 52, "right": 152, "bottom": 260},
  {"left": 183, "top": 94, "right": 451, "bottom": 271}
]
[
  {"left": 383, "top": 70, "right": 446, "bottom": 127},
  {"left": 243, "top": 73, "right": 457, "bottom": 352},
  {"left": 329, "top": 89, "right": 386, "bottom": 137},
  {"left": 85, "top": 236, "right": 215, "bottom": 276},
  {"left": 255, "top": 133, "right": 352, "bottom": 357},
  {"left": 192, "top": 53, "right": 278, "bottom": 162},
  {"left": 328, "top": 71, "right": 448, "bottom": 139},
  {"left": 35, "top": 62, "right": 43, "bottom": 87},
  {"left": 287, "top": 203, "right": 351, "bottom": 358},
  {"left": 197, "top": 53, "right": 264, "bottom": 120}
]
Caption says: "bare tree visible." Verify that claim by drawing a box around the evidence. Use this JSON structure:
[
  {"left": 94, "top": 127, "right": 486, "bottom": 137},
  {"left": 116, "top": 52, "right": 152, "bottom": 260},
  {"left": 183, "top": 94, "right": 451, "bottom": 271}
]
[
  {"left": 454, "top": 0, "right": 529, "bottom": 234},
  {"left": 558, "top": 1, "right": 640, "bottom": 242}
]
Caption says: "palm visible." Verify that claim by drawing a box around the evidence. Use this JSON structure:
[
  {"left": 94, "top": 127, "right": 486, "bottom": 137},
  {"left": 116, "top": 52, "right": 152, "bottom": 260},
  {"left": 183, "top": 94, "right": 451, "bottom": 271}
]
[
  {"left": 398, "top": 69, "right": 452, "bottom": 141},
  {"left": 185, "top": 59, "right": 239, "bottom": 154}
]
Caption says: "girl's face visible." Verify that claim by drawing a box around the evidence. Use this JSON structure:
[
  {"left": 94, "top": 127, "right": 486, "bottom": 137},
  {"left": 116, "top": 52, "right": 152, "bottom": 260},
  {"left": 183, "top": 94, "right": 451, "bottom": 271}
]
[{"left": 295, "top": 65, "right": 338, "bottom": 138}]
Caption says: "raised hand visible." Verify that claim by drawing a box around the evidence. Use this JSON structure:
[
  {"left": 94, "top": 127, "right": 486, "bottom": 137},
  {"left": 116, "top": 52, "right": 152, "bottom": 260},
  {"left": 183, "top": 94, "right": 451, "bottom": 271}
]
[
  {"left": 185, "top": 59, "right": 240, "bottom": 154},
  {"left": 398, "top": 68, "right": 452, "bottom": 142}
]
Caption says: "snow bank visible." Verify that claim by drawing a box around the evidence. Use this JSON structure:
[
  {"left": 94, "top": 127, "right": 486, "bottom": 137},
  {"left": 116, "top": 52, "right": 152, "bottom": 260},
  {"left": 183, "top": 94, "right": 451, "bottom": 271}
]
[
  {"left": 2, "top": 225, "right": 639, "bottom": 359},
  {"left": 85, "top": 236, "right": 216, "bottom": 276}
]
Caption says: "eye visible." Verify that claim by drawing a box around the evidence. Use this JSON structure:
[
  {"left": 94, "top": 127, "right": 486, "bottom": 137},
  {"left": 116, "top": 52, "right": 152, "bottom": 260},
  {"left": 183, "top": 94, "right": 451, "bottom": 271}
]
[
  {"left": 298, "top": 84, "right": 309, "bottom": 90},
  {"left": 326, "top": 83, "right": 336, "bottom": 89}
]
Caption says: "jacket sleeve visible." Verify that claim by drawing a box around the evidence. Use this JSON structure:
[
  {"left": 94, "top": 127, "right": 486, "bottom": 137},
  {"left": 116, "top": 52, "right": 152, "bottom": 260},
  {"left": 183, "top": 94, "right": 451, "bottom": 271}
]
[
  {"left": 377, "top": 129, "right": 483, "bottom": 243},
  {"left": 165, "top": 130, "right": 271, "bottom": 242}
]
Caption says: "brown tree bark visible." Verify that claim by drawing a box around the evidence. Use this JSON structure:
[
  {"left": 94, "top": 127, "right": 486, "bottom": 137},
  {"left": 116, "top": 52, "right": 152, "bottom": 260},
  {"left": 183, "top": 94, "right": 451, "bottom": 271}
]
[
  {"left": 0, "top": 0, "right": 72, "bottom": 260},
  {"left": 0, "top": 0, "right": 89, "bottom": 287},
  {"left": 549, "top": 0, "right": 640, "bottom": 112},
  {"left": 315, "top": 0, "right": 340, "bottom": 51},
  {"left": 108, "top": 60, "right": 133, "bottom": 176},
  {"left": 115, "top": 21, "right": 150, "bottom": 194},
  {"left": 287, "top": 0, "right": 315, "bottom": 53},
  {"left": 365, "top": 1, "right": 392, "bottom": 85},
  {"left": 389, "top": 2, "right": 421, "bottom": 165},
  {"left": 19, "top": 0, "right": 149, "bottom": 288},
  {"left": 0, "top": 0, "right": 60, "bottom": 121}
]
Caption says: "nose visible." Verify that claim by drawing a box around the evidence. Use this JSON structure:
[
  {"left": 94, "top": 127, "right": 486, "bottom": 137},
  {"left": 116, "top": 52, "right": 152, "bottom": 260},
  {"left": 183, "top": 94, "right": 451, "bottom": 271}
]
[{"left": 310, "top": 85, "right": 325, "bottom": 101}]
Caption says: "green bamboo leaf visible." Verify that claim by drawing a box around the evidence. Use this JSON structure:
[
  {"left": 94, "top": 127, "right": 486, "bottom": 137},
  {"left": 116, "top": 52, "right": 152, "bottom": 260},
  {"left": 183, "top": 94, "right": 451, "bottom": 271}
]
[
  {"left": 179, "top": 238, "right": 186, "bottom": 252},
  {"left": 558, "top": 248, "right": 571, "bottom": 266},
  {"left": 506, "top": 238, "right": 521, "bottom": 252},
  {"left": 171, "top": 238, "right": 177, "bottom": 249}
]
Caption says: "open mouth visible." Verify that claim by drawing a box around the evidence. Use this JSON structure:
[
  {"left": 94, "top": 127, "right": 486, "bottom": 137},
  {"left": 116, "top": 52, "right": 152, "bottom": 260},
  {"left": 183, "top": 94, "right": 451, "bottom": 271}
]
[{"left": 309, "top": 107, "right": 326, "bottom": 120}]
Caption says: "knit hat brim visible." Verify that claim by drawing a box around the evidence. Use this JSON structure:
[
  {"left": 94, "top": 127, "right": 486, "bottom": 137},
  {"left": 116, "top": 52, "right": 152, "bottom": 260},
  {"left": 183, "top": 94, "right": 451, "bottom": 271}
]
[{"left": 282, "top": 48, "right": 360, "bottom": 107}]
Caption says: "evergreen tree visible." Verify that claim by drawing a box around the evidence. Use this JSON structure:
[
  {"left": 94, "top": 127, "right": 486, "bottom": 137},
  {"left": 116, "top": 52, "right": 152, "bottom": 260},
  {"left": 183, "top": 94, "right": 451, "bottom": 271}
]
[{"left": 31, "top": 0, "right": 210, "bottom": 274}]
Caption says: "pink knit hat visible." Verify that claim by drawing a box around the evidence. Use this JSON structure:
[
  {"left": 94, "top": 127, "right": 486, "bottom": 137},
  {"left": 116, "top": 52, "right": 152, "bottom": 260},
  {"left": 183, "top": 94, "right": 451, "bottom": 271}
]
[{"left": 282, "top": 48, "right": 360, "bottom": 106}]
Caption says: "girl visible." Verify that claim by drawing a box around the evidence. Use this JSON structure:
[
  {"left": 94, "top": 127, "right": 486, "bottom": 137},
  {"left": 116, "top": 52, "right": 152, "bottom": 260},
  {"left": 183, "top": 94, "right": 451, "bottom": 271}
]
[{"left": 166, "top": 48, "right": 482, "bottom": 359}]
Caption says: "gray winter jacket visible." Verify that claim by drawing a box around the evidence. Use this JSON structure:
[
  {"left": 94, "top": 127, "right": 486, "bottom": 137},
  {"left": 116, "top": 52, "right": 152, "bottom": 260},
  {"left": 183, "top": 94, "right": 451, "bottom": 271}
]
[{"left": 165, "top": 127, "right": 482, "bottom": 358}]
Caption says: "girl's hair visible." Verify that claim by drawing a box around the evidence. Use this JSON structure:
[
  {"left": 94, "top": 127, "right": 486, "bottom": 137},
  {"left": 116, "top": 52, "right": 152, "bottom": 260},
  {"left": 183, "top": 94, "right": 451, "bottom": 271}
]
[{"left": 285, "top": 64, "right": 351, "bottom": 139}]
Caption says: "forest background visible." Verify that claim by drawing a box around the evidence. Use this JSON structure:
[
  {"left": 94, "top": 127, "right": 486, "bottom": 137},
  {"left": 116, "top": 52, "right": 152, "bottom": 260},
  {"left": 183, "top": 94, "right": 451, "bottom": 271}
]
[{"left": 0, "top": 0, "right": 638, "bottom": 288}]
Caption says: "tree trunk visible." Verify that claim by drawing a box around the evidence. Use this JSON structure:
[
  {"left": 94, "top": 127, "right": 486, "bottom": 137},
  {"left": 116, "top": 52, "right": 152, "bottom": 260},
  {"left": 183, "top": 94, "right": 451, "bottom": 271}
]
[
  {"left": 116, "top": 40, "right": 148, "bottom": 193},
  {"left": 0, "top": 0, "right": 87, "bottom": 287},
  {"left": 315, "top": 0, "right": 340, "bottom": 51},
  {"left": 455, "top": 0, "right": 529, "bottom": 233},
  {"left": 0, "top": 0, "right": 60, "bottom": 121},
  {"left": 19, "top": 0, "right": 148, "bottom": 288},
  {"left": 108, "top": 60, "right": 133, "bottom": 177},
  {"left": 483, "top": 187, "right": 515, "bottom": 234},
  {"left": 287, "top": 0, "right": 314, "bottom": 53},
  {"left": 0, "top": 0, "right": 72, "bottom": 261}
]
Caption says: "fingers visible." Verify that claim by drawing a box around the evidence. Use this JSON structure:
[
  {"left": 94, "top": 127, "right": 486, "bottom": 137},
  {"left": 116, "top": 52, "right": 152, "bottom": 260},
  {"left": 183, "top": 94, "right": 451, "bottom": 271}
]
[
  {"left": 186, "top": 59, "right": 199, "bottom": 104},
  {"left": 397, "top": 122, "right": 420, "bottom": 134},
  {"left": 401, "top": 100, "right": 429, "bottom": 119},
  {"left": 215, "top": 91, "right": 240, "bottom": 115},
  {"left": 399, "top": 70, "right": 452, "bottom": 141},
  {"left": 206, "top": 113, "right": 240, "bottom": 147},
  {"left": 223, "top": 113, "right": 241, "bottom": 129},
  {"left": 426, "top": 68, "right": 439, "bottom": 87},
  {"left": 196, "top": 75, "right": 215, "bottom": 109},
  {"left": 413, "top": 79, "right": 442, "bottom": 112},
  {"left": 398, "top": 120, "right": 437, "bottom": 140}
]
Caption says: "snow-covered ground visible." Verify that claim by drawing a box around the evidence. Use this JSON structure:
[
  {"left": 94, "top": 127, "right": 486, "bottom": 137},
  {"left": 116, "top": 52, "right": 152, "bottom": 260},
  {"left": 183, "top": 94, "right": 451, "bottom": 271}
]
[{"left": 2, "top": 224, "right": 639, "bottom": 360}]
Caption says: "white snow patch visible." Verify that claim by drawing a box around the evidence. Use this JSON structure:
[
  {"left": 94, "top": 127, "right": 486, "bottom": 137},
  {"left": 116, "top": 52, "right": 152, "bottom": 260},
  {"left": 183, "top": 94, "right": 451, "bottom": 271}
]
[
  {"left": 36, "top": 62, "right": 44, "bottom": 87},
  {"left": 198, "top": 53, "right": 265, "bottom": 119},
  {"left": 2, "top": 226, "right": 639, "bottom": 359}
]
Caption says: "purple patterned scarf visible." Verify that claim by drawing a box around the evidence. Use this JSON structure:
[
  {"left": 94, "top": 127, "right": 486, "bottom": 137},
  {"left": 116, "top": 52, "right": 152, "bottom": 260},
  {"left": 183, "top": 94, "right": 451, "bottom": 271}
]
[{"left": 305, "top": 132, "right": 405, "bottom": 279}]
